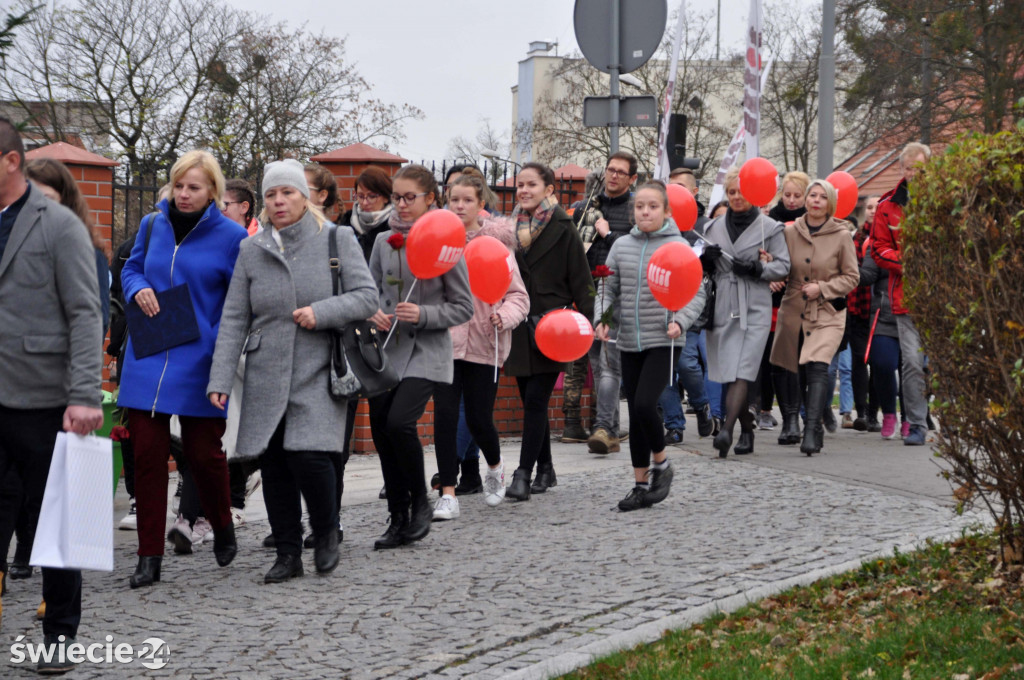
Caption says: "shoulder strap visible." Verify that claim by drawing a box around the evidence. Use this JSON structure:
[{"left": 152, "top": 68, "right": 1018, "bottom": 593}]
[
  {"left": 143, "top": 212, "right": 157, "bottom": 258},
  {"left": 328, "top": 224, "right": 340, "bottom": 295}
]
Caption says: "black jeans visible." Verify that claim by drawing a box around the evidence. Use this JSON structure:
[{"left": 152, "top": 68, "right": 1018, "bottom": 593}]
[
  {"left": 369, "top": 378, "right": 435, "bottom": 515},
  {"left": 0, "top": 405, "right": 82, "bottom": 638},
  {"left": 515, "top": 372, "right": 559, "bottom": 475},
  {"left": 434, "top": 361, "right": 502, "bottom": 487},
  {"left": 621, "top": 347, "right": 680, "bottom": 469},
  {"left": 260, "top": 419, "right": 337, "bottom": 557},
  {"left": 847, "top": 314, "right": 873, "bottom": 418}
]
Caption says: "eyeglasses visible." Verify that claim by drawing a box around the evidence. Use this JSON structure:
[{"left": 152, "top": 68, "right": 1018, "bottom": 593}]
[
  {"left": 390, "top": 192, "right": 427, "bottom": 205},
  {"left": 605, "top": 167, "right": 632, "bottom": 178},
  {"left": 355, "top": 192, "right": 381, "bottom": 202}
]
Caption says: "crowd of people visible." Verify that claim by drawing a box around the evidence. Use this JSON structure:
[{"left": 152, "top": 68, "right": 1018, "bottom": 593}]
[{"left": 0, "top": 110, "right": 934, "bottom": 672}]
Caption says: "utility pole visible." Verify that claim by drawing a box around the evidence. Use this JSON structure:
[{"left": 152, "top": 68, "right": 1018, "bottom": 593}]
[{"left": 816, "top": 0, "right": 836, "bottom": 177}]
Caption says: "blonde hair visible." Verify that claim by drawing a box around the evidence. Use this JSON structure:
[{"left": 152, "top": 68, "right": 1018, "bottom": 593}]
[
  {"left": 777, "top": 171, "right": 811, "bottom": 201},
  {"left": 169, "top": 150, "right": 226, "bottom": 210},
  {"left": 807, "top": 179, "right": 838, "bottom": 218},
  {"left": 258, "top": 199, "right": 328, "bottom": 231},
  {"left": 723, "top": 166, "right": 740, "bottom": 190},
  {"left": 899, "top": 142, "right": 931, "bottom": 165}
]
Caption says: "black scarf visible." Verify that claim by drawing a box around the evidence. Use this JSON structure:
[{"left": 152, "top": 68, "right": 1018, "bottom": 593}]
[
  {"left": 168, "top": 201, "right": 206, "bottom": 245},
  {"left": 725, "top": 206, "right": 761, "bottom": 244},
  {"left": 768, "top": 203, "right": 806, "bottom": 224}
]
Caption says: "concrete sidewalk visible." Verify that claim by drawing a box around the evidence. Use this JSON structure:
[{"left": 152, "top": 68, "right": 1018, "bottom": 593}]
[{"left": 1, "top": 407, "right": 982, "bottom": 679}]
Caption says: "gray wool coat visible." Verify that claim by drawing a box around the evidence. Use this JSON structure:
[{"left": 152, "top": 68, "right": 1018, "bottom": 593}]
[
  {"left": 367, "top": 228, "right": 474, "bottom": 384},
  {"left": 595, "top": 221, "right": 707, "bottom": 353},
  {"left": 208, "top": 212, "right": 378, "bottom": 458},
  {"left": 704, "top": 213, "right": 791, "bottom": 383}
]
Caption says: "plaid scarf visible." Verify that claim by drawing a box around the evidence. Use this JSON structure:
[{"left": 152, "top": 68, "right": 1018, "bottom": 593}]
[{"left": 513, "top": 195, "right": 559, "bottom": 252}]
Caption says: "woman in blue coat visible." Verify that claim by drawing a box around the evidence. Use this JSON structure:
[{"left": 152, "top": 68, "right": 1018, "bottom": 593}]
[{"left": 118, "top": 150, "right": 248, "bottom": 588}]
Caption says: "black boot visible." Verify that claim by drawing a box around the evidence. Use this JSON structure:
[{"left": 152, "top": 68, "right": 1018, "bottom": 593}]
[
  {"left": 213, "top": 524, "right": 237, "bottom": 567},
  {"left": 313, "top": 528, "right": 339, "bottom": 574},
  {"left": 801, "top": 362, "right": 829, "bottom": 455},
  {"left": 374, "top": 511, "right": 408, "bottom": 550},
  {"left": 129, "top": 556, "right": 162, "bottom": 589},
  {"left": 774, "top": 369, "right": 802, "bottom": 445},
  {"left": 561, "top": 419, "right": 588, "bottom": 442},
  {"left": 734, "top": 410, "right": 755, "bottom": 455},
  {"left": 531, "top": 462, "right": 557, "bottom": 493},
  {"left": 454, "top": 459, "right": 483, "bottom": 496},
  {"left": 506, "top": 469, "right": 531, "bottom": 501},
  {"left": 264, "top": 554, "right": 303, "bottom": 583},
  {"left": 401, "top": 495, "right": 432, "bottom": 543},
  {"left": 713, "top": 429, "right": 732, "bottom": 458}
]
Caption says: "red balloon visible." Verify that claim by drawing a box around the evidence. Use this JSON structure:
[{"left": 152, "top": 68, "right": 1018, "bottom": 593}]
[
  {"left": 535, "top": 309, "right": 594, "bottom": 363},
  {"left": 738, "top": 157, "right": 779, "bottom": 207},
  {"left": 646, "top": 241, "right": 702, "bottom": 312},
  {"left": 406, "top": 210, "right": 467, "bottom": 279},
  {"left": 826, "top": 171, "right": 858, "bottom": 220},
  {"left": 464, "top": 235, "right": 514, "bottom": 305},
  {"left": 665, "top": 183, "right": 698, "bottom": 231}
]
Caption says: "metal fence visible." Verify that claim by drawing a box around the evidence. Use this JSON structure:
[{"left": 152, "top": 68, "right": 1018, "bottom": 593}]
[{"left": 112, "top": 164, "right": 167, "bottom": 249}]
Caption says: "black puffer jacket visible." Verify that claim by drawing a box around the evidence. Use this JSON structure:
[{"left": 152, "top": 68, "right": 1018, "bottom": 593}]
[{"left": 585, "top": 191, "right": 633, "bottom": 270}]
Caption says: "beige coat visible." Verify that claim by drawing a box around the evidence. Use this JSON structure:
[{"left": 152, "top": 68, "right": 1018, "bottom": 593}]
[{"left": 770, "top": 216, "right": 860, "bottom": 372}]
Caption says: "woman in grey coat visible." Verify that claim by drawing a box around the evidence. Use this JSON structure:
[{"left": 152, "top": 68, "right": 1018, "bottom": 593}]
[
  {"left": 700, "top": 166, "right": 791, "bottom": 457},
  {"left": 208, "top": 160, "right": 378, "bottom": 583},
  {"left": 367, "top": 165, "right": 474, "bottom": 550},
  {"left": 595, "top": 182, "right": 706, "bottom": 511}
]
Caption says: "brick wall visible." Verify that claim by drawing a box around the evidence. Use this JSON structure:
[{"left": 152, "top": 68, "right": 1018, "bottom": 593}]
[{"left": 316, "top": 160, "right": 404, "bottom": 223}]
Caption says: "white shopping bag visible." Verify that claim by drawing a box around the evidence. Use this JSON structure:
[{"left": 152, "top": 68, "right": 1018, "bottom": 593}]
[{"left": 30, "top": 432, "right": 114, "bottom": 571}]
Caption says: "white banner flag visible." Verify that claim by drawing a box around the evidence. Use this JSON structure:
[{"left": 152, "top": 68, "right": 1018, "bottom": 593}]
[
  {"left": 653, "top": 3, "right": 687, "bottom": 180},
  {"left": 710, "top": 58, "right": 773, "bottom": 207},
  {"left": 743, "top": 0, "right": 764, "bottom": 159}
]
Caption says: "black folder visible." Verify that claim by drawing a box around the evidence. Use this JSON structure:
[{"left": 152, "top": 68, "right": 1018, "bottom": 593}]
[{"left": 126, "top": 283, "right": 201, "bottom": 359}]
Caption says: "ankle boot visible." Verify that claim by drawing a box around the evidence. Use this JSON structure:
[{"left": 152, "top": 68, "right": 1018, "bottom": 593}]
[
  {"left": 213, "top": 524, "right": 237, "bottom": 567},
  {"left": 506, "top": 469, "right": 531, "bottom": 500},
  {"left": 374, "top": 511, "right": 408, "bottom": 550},
  {"left": 774, "top": 369, "right": 802, "bottom": 445},
  {"left": 531, "top": 462, "right": 557, "bottom": 493},
  {"left": 264, "top": 554, "right": 303, "bottom": 583},
  {"left": 735, "top": 410, "right": 755, "bottom": 454},
  {"left": 454, "top": 459, "right": 483, "bottom": 496},
  {"left": 401, "top": 495, "right": 432, "bottom": 543},
  {"left": 801, "top": 363, "right": 829, "bottom": 455},
  {"left": 713, "top": 428, "right": 732, "bottom": 458},
  {"left": 313, "top": 528, "right": 340, "bottom": 574},
  {"left": 129, "top": 556, "right": 162, "bottom": 589}
]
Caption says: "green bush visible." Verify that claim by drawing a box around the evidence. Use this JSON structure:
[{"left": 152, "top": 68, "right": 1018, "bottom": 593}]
[{"left": 902, "top": 121, "right": 1024, "bottom": 559}]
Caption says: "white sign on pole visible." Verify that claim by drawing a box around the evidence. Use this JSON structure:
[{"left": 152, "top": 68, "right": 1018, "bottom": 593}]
[
  {"left": 653, "top": 3, "right": 687, "bottom": 180},
  {"left": 743, "top": 0, "right": 764, "bottom": 159}
]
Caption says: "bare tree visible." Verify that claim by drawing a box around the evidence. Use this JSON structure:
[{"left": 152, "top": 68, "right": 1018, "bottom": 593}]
[
  {"left": 2, "top": 0, "right": 422, "bottom": 186},
  {"left": 0, "top": 4, "right": 38, "bottom": 61},
  {"left": 839, "top": 0, "right": 1024, "bottom": 142},
  {"left": 446, "top": 119, "right": 512, "bottom": 163}
]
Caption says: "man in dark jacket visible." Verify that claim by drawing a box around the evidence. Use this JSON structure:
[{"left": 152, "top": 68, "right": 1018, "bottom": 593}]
[
  {"left": 0, "top": 116, "right": 104, "bottom": 673},
  {"left": 585, "top": 151, "right": 637, "bottom": 454},
  {"left": 871, "top": 142, "right": 931, "bottom": 446},
  {"left": 668, "top": 167, "right": 709, "bottom": 241}
]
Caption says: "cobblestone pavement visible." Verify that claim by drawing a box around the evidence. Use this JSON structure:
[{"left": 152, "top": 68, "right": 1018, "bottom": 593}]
[{"left": 1, "top": 421, "right": 983, "bottom": 680}]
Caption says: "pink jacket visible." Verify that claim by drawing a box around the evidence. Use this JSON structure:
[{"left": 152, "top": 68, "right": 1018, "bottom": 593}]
[{"left": 451, "top": 217, "right": 530, "bottom": 366}]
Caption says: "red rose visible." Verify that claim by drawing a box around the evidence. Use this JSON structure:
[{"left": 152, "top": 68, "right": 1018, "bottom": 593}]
[
  {"left": 387, "top": 233, "right": 405, "bottom": 250},
  {"left": 591, "top": 265, "right": 614, "bottom": 278},
  {"left": 110, "top": 426, "right": 130, "bottom": 442}
]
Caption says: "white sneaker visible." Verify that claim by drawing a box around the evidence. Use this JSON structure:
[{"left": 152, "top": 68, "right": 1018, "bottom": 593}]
[
  {"left": 118, "top": 498, "right": 137, "bottom": 530},
  {"left": 191, "top": 517, "right": 213, "bottom": 547},
  {"left": 167, "top": 514, "right": 193, "bottom": 554},
  {"left": 432, "top": 494, "right": 460, "bottom": 521},
  {"left": 483, "top": 461, "right": 506, "bottom": 507},
  {"left": 230, "top": 506, "right": 246, "bottom": 527}
]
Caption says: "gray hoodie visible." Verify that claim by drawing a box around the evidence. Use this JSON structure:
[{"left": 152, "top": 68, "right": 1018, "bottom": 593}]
[{"left": 595, "top": 219, "right": 707, "bottom": 353}]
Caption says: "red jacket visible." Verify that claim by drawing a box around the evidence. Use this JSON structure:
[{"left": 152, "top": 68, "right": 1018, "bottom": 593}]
[{"left": 870, "top": 180, "right": 909, "bottom": 315}]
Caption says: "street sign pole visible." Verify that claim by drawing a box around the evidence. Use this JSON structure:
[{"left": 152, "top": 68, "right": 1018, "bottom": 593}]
[{"left": 609, "top": 0, "right": 621, "bottom": 153}]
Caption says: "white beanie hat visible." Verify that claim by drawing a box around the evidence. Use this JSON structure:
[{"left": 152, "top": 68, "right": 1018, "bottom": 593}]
[{"left": 262, "top": 159, "right": 310, "bottom": 199}]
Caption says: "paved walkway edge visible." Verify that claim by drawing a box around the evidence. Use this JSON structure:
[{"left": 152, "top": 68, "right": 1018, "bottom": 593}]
[{"left": 496, "top": 524, "right": 985, "bottom": 680}]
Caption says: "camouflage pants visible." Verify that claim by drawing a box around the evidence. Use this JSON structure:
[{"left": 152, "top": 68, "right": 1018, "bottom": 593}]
[{"left": 562, "top": 354, "right": 590, "bottom": 423}]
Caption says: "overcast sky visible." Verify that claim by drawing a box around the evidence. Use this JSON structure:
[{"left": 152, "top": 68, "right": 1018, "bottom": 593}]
[{"left": 228, "top": 0, "right": 762, "bottom": 161}]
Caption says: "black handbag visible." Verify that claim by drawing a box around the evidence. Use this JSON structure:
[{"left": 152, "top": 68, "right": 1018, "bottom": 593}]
[{"left": 327, "top": 226, "right": 399, "bottom": 400}]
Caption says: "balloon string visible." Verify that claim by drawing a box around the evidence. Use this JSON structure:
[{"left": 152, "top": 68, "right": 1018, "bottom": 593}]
[
  {"left": 669, "top": 335, "right": 674, "bottom": 387},
  {"left": 494, "top": 324, "right": 499, "bottom": 384},
  {"left": 382, "top": 279, "right": 417, "bottom": 349}
]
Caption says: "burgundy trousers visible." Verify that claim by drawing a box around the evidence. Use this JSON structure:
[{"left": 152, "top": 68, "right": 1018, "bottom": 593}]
[{"left": 127, "top": 409, "right": 231, "bottom": 556}]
